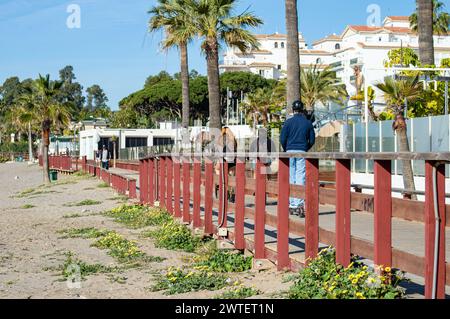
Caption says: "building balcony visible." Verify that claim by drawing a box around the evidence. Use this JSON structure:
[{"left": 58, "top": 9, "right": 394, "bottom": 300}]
[
  {"left": 221, "top": 60, "right": 247, "bottom": 66},
  {"left": 350, "top": 57, "right": 363, "bottom": 66},
  {"left": 329, "top": 61, "right": 344, "bottom": 70}
]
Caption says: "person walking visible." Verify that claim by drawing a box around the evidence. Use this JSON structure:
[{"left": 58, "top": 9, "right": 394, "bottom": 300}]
[
  {"left": 100, "top": 145, "right": 110, "bottom": 170},
  {"left": 280, "top": 100, "right": 316, "bottom": 217}
]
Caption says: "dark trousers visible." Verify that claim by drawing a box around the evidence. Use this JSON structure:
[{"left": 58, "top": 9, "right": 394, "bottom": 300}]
[{"left": 102, "top": 161, "right": 109, "bottom": 170}]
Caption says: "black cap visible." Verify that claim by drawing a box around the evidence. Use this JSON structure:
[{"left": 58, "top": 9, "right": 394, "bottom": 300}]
[{"left": 292, "top": 100, "right": 304, "bottom": 112}]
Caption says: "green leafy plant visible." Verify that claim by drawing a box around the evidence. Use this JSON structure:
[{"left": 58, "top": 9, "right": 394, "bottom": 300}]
[
  {"left": 20, "top": 204, "right": 35, "bottom": 209},
  {"left": 57, "top": 253, "right": 117, "bottom": 281},
  {"left": 64, "top": 199, "right": 102, "bottom": 207},
  {"left": 97, "top": 182, "right": 109, "bottom": 188},
  {"left": 104, "top": 204, "right": 172, "bottom": 229},
  {"left": 193, "top": 248, "right": 253, "bottom": 273},
  {"left": 57, "top": 227, "right": 164, "bottom": 265},
  {"left": 143, "top": 219, "right": 204, "bottom": 252},
  {"left": 57, "top": 227, "right": 110, "bottom": 239},
  {"left": 150, "top": 267, "right": 228, "bottom": 295},
  {"left": 215, "top": 285, "right": 261, "bottom": 299},
  {"left": 288, "top": 247, "right": 407, "bottom": 299}
]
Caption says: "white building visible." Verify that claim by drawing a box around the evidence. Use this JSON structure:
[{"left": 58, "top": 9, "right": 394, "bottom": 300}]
[
  {"left": 79, "top": 123, "right": 256, "bottom": 160},
  {"left": 79, "top": 124, "right": 178, "bottom": 160},
  {"left": 220, "top": 16, "right": 450, "bottom": 105}
]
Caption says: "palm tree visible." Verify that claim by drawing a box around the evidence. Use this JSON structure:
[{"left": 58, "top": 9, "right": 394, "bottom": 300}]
[
  {"left": 410, "top": 0, "right": 449, "bottom": 35},
  {"left": 375, "top": 76, "right": 422, "bottom": 199},
  {"left": 149, "top": 0, "right": 197, "bottom": 130},
  {"left": 34, "top": 74, "right": 70, "bottom": 183},
  {"left": 300, "top": 64, "right": 348, "bottom": 111},
  {"left": 190, "top": 0, "right": 263, "bottom": 130},
  {"left": 241, "top": 88, "right": 272, "bottom": 131},
  {"left": 351, "top": 86, "right": 378, "bottom": 121},
  {"left": 285, "top": 0, "right": 301, "bottom": 115},
  {"left": 9, "top": 87, "right": 38, "bottom": 162},
  {"left": 242, "top": 83, "right": 286, "bottom": 132},
  {"left": 414, "top": 0, "right": 436, "bottom": 66}
]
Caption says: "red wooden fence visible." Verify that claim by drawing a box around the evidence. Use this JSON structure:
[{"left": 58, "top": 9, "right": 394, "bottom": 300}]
[{"left": 139, "top": 152, "right": 449, "bottom": 299}]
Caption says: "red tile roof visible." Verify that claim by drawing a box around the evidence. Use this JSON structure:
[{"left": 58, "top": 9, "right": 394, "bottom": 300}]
[
  {"left": 348, "top": 25, "right": 413, "bottom": 34},
  {"left": 313, "top": 34, "right": 342, "bottom": 46},
  {"left": 386, "top": 16, "right": 410, "bottom": 21}
]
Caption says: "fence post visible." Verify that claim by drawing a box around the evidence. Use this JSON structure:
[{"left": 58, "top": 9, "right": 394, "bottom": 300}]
[
  {"left": 305, "top": 158, "right": 319, "bottom": 263},
  {"left": 129, "top": 179, "right": 136, "bottom": 199},
  {"left": 204, "top": 158, "right": 214, "bottom": 234},
  {"left": 139, "top": 159, "right": 147, "bottom": 204},
  {"left": 159, "top": 157, "right": 166, "bottom": 208},
  {"left": 335, "top": 159, "right": 351, "bottom": 267},
  {"left": 182, "top": 157, "right": 190, "bottom": 223},
  {"left": 234, "top": 158, "right": 246, "bottom": 250},
  {"left": 374, "top": 160, "right": 392, "bottom": 268},
  {"left": 219, "top": 161, "right": 229, "bottom": 229},
  {"left": 173, "top": 158, "right": 181, "bottom": 217},
  {"left": 193, "top": 157, "right": 201, "bottom": 228},
  {"left": 148, "top": 158, "right": 155, "bottom": 205},
  {"left": 277, "top": 157, "right": 290, "bottom": 270},
  {"left": 166, "top": 157, "right": 173, "bottom": 214},
  {"left": 425, "top": 161, "right": 446, "bottom": 299},
  {"left": 254, "top": 157, "right": 266, "bottom": 259}
]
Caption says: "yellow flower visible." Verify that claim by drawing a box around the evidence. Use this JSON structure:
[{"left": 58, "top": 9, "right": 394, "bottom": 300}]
[
  {"left": 352, "top": 279, "right": 358, "bottom": 285},
  {"left": 356, "top": 292, "right": 364, "bottom": 298},
  {"left": 384, "top": 267, "right": 391, "bottom": 273}
]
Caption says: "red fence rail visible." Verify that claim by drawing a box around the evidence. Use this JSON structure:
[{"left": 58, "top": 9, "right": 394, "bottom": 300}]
[
  {"left": 139, "top": 152, "right": 449, "bottom": 299},
  {"left": 82, "top": 161, "right": 137, "bottom": 199}
]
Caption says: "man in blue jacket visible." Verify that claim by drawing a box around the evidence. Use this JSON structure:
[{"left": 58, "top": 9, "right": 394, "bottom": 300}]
[{"left": 280, "top": 100, "right": 316, "bottom": 217}]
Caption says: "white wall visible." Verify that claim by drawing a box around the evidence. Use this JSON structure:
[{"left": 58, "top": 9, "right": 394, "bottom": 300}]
[{"left": 351, "top": 172, "right": 450, "bottom": 204}]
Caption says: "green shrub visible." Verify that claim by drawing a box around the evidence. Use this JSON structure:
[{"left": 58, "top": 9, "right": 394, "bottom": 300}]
[
  {"left": 58, "top": 253, "right": 117, "bottom": 280},
  {"left": 216, "top": 286, "right": 261, "bottom": 299},
  {"left": 58, "top": 227, "right": 164, "bottom": 264},
  {"left": 288, "top": 247, "right": 407, "bottom": 299},
  {"left": 194, "top": 249, "right": 253, "bottom": 273},
  {"left": 92, "top": 231, "right": 147, "bottom": 263},
  {"left": 143, "top": 219, "right": 203, "bottom": 252},
  {"left": 150, "top": 267, "right": 228, "bottom": 295},
  {"left": 0, "top": 141, "right": 29, "bottom": 153},
  {"left": 58, "top": 227, "right": 110, "bottom": 239},
  {"left": 104, "top": 204, "right": 172, "bottom": 229}
]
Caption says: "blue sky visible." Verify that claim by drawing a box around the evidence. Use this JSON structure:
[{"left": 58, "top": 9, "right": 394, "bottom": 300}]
[{"left": 0, "top": 0, "right": 446, "bottom": 109}]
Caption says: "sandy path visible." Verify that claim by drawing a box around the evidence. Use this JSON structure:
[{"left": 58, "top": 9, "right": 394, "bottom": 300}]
[{"left": 0, "top": 163, "right": 289, "bottom": 299}]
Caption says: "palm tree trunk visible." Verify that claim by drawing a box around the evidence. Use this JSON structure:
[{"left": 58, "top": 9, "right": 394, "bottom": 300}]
[
  {"left": 28, "top": 122, "right": 33, "bottom": 162},
  {"left": 180, "top": 42, "right": 190, "bottom": 129},
  {"left": 42, "top": 120, "right": 51, "bottom": 184},
  {"left": 206, "top": 37, "right": 222, "bottom": 130},
  {"left": 395, "top": 114, "right": 417, "bottom": 200},
  {"left": 417, "top": 0, "right": 435, "bottom": 65},
  {"left": 285, "top": 0, "right": 301, "bottom": 115}
]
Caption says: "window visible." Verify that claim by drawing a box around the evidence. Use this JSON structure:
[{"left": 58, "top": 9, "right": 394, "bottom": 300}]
[
  {"left": 316, "top": 58, "right": 322, "bottom": 64},
  {"left": 277, "top": 64, "right": 282, "bottom": 70},
  {"left": 259, "top": 70, "right": 264, "bottom": 76},
  {"left": 281, "top": 42, "right": 285, "bottom": 48},
  {"left": 125, "top": 137, "right": 147, "bottom": 148},
  {"left": 335, "top": 43, "right": 341, "bottom": 50},
  {"left": 153, "top": 137, "right": 174, "bottom": 146},
  {"left": 274, "top": 42, "right": 278, "bottom": 48}
]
